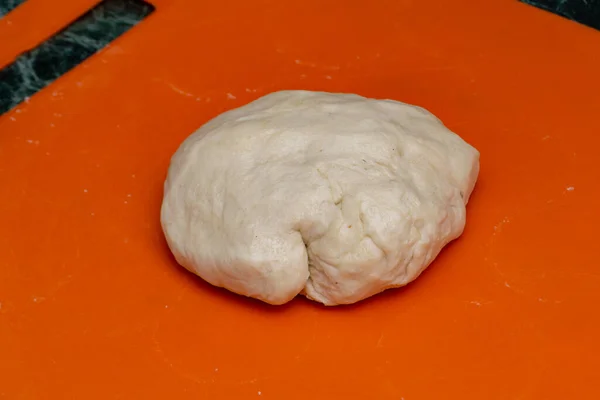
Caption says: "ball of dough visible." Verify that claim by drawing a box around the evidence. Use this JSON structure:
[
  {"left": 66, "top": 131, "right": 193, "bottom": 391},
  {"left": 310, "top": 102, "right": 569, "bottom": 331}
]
[{"left": 161, "top": 90, "right": 479, "bottom": 306}]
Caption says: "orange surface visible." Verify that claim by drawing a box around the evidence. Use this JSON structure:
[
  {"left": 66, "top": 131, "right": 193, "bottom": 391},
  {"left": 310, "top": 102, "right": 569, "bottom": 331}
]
[{"left": 1, "top": 0, "right": 600, "bottom": 398}]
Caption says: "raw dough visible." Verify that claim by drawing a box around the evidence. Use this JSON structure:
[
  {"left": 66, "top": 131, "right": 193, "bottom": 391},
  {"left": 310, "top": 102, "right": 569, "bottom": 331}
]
[{"left": 161, "top": 90, "right": 479, "bottom": 306}]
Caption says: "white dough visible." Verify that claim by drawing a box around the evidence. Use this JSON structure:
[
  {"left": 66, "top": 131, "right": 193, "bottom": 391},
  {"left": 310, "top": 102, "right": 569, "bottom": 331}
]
[{"left": 161, "top": 90, "right": 479, "bottom": 306}]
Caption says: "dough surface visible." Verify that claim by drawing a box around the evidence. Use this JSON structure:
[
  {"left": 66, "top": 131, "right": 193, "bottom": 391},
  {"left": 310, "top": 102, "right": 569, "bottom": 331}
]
[{"left": 161, "top": 90, "right": 479, "bottom": 305}]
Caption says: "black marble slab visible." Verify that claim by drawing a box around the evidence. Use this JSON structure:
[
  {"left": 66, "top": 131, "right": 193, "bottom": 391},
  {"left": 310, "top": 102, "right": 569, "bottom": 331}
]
[
  {"left": 521, "top": 0, "right": 600, "bottom": 30},
  {"left": 0, "top": 0, "right": 153, "bottom": 114},
  {"left": 0, "top": 0, "right": 26, "bottom": 18}
]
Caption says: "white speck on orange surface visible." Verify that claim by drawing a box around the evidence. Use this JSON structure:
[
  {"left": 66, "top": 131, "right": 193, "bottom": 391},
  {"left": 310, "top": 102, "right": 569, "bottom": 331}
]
[
  {"left": 32, "top": 296, "right": 46, "bottom": 303},
  {"left": 15, "top": 109, "right": 22, "bottom": 114},
  {"left": 53, "top": 113, "right": 62, "bottom": 117},
  {"left": 9, "top": 116, "right": 16, "bottom": 122},
  {"left": 50, "top": 123, "right": 55, "bottom": 128},
  {"left": 325, "top": 75, "right": 332, "bottom": 80},
  {"left": 226, "top": 93, "right": 237, "bottom": 100},
  {"left": 83, "top": 189, "right": 88, "bottom": 193},
  {"left": 566, "top": 186, "right": 575, "bottom": 191},
  {"left": 24, "top": 97, "right": 30, "bottom": 103},
  {"left": 168, "top": 83, "right": 195, "bottom": 98},
  {"left": 258, "top": 391, "right": 262, "bottom": 396},
  {"left": 214, "top": 368, "right": 219, "bottom": 372},
  {"left": 124, "top": 200, "right": 128, "bottom": 204},
  {"left": 126, "top": 194, "right": 132, "bottom": 197},
  {"left": 295, "top": 59, "right": 317, "bottom": 67}
]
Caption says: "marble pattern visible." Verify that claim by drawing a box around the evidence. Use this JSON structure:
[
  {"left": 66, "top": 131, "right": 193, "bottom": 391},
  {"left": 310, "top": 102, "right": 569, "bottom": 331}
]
[
  {"left": 0, "top": 0, "right": 26, "bottom": 18},
  {"left": 521, "top": 0, "right": 600, "bottom": 29},
  {"left": 0, "top": 0, "right": 153, "bottom": 114}
]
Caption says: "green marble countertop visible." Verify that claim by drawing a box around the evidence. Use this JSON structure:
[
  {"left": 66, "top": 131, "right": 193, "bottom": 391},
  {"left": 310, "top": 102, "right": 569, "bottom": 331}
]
[
  {"left": 0, "top": 0, "right": 24, "bottom": 17},
  {"left": 0, "top": 0, "right": 153, "bottom": 114},
  {"left": 522, "top": 0, "right": 600, "bottom": 29}
]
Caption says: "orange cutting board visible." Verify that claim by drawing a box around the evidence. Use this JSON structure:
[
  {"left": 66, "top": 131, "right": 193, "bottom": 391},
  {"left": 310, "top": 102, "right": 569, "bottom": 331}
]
[{"left": 2, "top": 0, "right": 600, "bottom": 398}]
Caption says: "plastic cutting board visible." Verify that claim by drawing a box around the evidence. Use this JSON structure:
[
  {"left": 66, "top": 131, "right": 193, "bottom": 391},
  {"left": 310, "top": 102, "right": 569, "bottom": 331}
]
[{"left": 1, "top": 0, "right": 600, "bottom": 398}]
